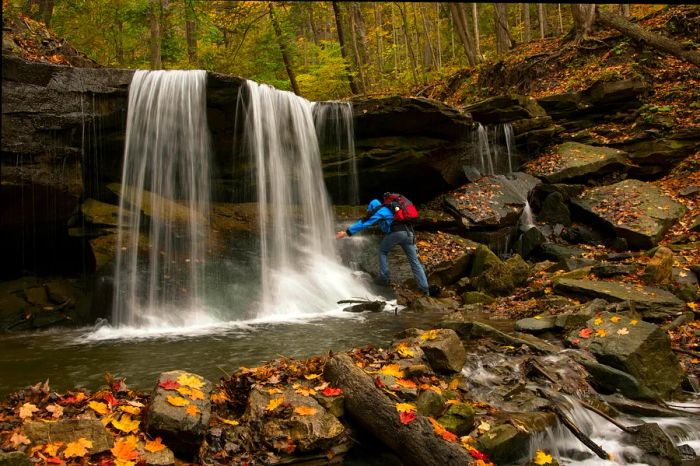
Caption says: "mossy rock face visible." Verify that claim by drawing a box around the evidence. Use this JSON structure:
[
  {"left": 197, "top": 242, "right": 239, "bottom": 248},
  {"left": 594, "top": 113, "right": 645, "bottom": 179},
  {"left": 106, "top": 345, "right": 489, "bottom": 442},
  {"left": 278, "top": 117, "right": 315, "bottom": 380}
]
[
  {"left": 573, "top": 179, "right": 686, "bottom": 249},
  {"left": 477, "top": 424, "right": 529, "bottom": 465},
  {"left": 437, "top": 403, "right": 475, "bottom": 436},
  {"left": 415, "top": 389, "right": 445, "bottom": 417},
  {"left": 461, "top": 291, "right": 495, "bottom": 305}
]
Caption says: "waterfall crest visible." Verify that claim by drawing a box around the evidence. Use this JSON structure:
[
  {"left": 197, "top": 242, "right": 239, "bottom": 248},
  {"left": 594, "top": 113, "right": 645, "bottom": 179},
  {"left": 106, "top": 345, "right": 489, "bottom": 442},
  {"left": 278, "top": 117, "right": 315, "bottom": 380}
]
[{"left": 112, "top": 70, "right": 212, "bottom": 328}]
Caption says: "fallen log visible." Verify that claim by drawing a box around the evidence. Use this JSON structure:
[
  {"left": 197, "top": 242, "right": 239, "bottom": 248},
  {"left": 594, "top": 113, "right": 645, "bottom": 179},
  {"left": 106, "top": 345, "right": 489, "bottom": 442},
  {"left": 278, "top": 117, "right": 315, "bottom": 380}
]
[{"left": 323, "top": 353, "right": 472, "bottom": 466}]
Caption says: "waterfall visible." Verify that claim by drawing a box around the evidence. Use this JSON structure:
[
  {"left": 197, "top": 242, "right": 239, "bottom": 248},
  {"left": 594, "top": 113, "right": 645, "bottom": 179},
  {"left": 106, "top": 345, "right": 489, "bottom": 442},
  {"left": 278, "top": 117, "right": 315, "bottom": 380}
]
[
  {"left": 238, "top": 81, "right": 368, "bottom": 318},
  {"left": 312, "top": 101, "right": 359, "bottom": 207},
  {"left": 112, "top": 70, "right": 212, "bottom": 328},
  {"left": 472, "top": 123, "right": 515, "bottom": 176}
]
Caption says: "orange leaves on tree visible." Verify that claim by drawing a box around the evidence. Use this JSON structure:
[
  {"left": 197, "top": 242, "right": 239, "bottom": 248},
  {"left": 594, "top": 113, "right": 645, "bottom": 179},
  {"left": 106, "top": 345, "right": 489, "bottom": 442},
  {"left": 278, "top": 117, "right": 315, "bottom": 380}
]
[
  {"left": 379, "top": 364, "right": 404, "bottom": 378},
  {"left": 88, "top": 401, "right": 110, "bottom": 415},
  {"left": 19, "top": 402, "right": 39, "bottom": 419},
  {"left": 293, "top": 406, "right": 317, "bottom": 416},
  {"left": 399, "top": 410, "right": 417, "bottom": 425},
  {"left": 428, "top": 417, "right": 457, "bottom": 442},
  {"left": 579, "top": 328, "right": 593, "bottom": 339},
  {"left": 159, "top": 379, "right": 180, "bottom": 390},
  {"left": 185, "top": 405, "right": 199, "bottom": 417},
  {"left": 111, "top": 414, "right": 140, "bottom": 433},
  {"left": 266, "top": 396, "right": 285, "bottom": 411},
  {"left": 177, "top": 374, "right": 204, "bottom": 389},
  {"left": 144, "top": 437, "right": 166, "bottom": 453},
  {"left": 166, "top": 395, "right": 189, "bottom": 407},
  {"left": 63, "top": 438, "right": 93, "bottom": 458},
  {"left": 111, "top": 435, "right": 139, "bottom": 462},
  {"left": 322, "top": 387, "right": 342, "bottom": 397}
]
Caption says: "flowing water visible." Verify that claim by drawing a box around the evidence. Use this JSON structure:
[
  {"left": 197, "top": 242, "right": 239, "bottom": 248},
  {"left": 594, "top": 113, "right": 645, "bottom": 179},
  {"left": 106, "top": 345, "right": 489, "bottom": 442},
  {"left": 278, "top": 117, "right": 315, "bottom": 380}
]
[{"left": 472, "top": 123, "right": 515, "bottom": 176}]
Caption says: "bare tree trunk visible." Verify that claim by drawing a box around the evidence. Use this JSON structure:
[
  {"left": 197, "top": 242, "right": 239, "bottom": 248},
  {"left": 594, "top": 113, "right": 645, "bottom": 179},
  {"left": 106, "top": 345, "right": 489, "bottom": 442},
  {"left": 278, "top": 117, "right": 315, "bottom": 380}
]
[
  {"left": 571, "top": 4, "right": 596, "bottom": 41},
  {"left": 352, "top": 3, "right": 370, "bottom": 87},
  {"left": 620, "top": 4, "right": 630, "bottom": 18},
  {"left": 522, "top": 3, "right": 531, "bottom": 42},
  {"left": 149, "top": 0, "right": 162, "bottom": 69},
  {"left": 185, "top": 0, "right": 197, "bottom": 65},
  {"left": 420, "top": 4, "right": 438, "bottom": 69},
  {"left": 472, "top": 3, "right": 483, "bottom": 61},
  {"left": 538, "top": 3, "right": 549, "bottom": 39},
  {"left": 597, "top": 9, "right": 700, "bottom": 68},
  {"left": 332, "top": 1, "right": 360, "bottom": 94},
  {"left": 397, "top": 2, "right": 419, "bottom": 85},
  {"left": 448, "top": 3, "right": 477, "bottom": 66},
  {"left": 349, "top": 7, "right": 367, "bottom": 93},
  {"left": 558, "top": 4, "right": 564, "bottom": 35},
  {"left": 269, "top": 3, "right": 300, "bottom": 95},
  {"left": 436, "top": 3, "right": 442, "bottom": 70},
  {"left": 307, "top": 4, "right": 320, "bottom": 46},
  {"left": 25, "top": 0, "right": 54, "bottom": 26},
  {"left": 392, "top": 5, "right": 400, "bottom": 75},
  {"left": 494, "top": 3, "right": 511, "bottom": 55},
  {"left": 374, "top": 2, "right": 384, "bottom": 88},
  {"left": 114, "top": 0, "right": 124, "bottom": 65}
]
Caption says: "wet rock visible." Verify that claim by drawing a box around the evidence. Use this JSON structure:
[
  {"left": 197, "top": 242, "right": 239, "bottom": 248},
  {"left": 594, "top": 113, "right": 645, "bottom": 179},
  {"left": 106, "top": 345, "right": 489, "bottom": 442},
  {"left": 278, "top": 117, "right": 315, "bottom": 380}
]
[
  {"left": 0, "top": 451, "right": 31, "bottom": 466},
  {"left": 591, "top": 262, "right": 639, "bottom": 277},
  {"left": 553, "top": 278, "right": 684, "bottom": 316},
  {"left": 575, "top": 356, "right": 652, "bottom": 400},
  {"left": 529, "top": 142, "right": 631, "bottom": 184},
  {"left": 464, "top": 94, "right": 547, "bottom": 124},
  {"left": 538, "top": 191, "right": 572, "bottom": 226},
  {"left": 415, "top": 389, "right": 445, "bottom": 417},
  {"left": 419, "top": 329, "right": 466, "bottom": 373},
  {"left": 561, "top": 223, "right": 604, "bottom": 246},
  {"left": 516, "top": 226, "right": 547, "bottom": 259},
  {"left": 633, "top": 422, "right": 682, "bottom": 466},
  {"left": 642, "top": 246, "right": 674, "bottom": 285},
  {"left": 476, "top": 423, "right": 529, "bottom": 465},
  {"left": 461, "top": 291, "right": 495, "bottom": 305},
  {"left": 515, "top": 316, "right": 556, "bottom": 334},
  {"left": 572, "top": 179, "right": 687, "bottom": 249},
  {"left": 244, "top": 386, "right": 346, "bottom": 452},
  {"left": 24, "top": 419, "right": 113, "bottom": 453},
  {"left": 145, "top": 371, "right": 213, "bottom": 458},
  {"left": 437, "top": 403, "right": 475, "bottom": 436},
  {"left": 568, "top": 313, "right": 683, "bottom": 399}
]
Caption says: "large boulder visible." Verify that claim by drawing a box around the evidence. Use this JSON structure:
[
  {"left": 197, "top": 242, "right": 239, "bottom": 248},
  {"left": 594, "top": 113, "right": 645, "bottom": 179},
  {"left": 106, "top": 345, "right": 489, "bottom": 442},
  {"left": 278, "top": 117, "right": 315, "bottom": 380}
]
[
  {"left": 567, "top": 313, "right": 683, "bottom": 399},
  {"left": 553, "top": 278, "right": 684, "bottom": 317},
  {"left": 572, "top": 179, "right": 687, "bottom": 249},
  {"left": 145, "top": 371, "right": 213, "bottom": 458},
  {"left": 418, "top": 328, "right": 467, "bottom": 373},
  {"left": 524, "top": 142, "right": 631, "bottom": 183}
]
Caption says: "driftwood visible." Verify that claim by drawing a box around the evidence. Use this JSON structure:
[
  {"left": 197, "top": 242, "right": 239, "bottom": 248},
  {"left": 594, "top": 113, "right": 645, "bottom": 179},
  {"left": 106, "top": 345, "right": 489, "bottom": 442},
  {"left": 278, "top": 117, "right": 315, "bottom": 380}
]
[
  {"left": 323, "top": 353, "right": 472, "bottom": 466},
  {"left": 597, "top": 10, "right": 700, "bottom": 68}
]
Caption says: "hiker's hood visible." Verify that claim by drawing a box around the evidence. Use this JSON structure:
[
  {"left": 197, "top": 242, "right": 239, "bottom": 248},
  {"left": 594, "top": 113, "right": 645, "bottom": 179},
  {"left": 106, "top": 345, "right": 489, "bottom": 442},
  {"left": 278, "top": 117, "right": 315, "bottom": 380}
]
[{"left": 367, "top": 199, "right": 382, "bottom": 211}]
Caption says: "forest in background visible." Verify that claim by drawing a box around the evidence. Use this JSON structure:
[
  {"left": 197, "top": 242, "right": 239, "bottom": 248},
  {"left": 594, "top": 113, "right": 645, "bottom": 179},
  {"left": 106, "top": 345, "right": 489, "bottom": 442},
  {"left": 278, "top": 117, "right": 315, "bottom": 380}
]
[{"left": 6, "top": 1, "right": 661, "bottom": 101}]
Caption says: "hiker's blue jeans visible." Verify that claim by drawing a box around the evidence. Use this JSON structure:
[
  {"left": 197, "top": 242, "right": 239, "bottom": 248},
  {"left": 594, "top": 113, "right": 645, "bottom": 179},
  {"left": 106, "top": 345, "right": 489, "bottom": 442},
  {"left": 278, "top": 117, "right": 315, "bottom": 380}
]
[{"left": 378, "top": 229, "right": 429, "bottom": 294}]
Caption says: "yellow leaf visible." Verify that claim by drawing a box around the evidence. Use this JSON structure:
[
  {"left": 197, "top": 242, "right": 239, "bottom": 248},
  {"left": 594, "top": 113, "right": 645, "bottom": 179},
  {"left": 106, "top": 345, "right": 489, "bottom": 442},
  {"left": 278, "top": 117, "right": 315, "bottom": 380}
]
[
  {"left": 448, "top": 378, "right": 460, "bottom": 390},
  {"left": 166, "top": 395, "right": 189, "bottom": 407},
  {"left": 595, "top": 328, "right": 607, "bottom": 337},
  {"left": 630, "top": 319, "right": 638, "bottom": 325},
  {"left": 115, "top": 460, "right": 136, "bottom": 466},
  {"left": 266, "top": 396, "right": 285, "bottom": 411},
  {"left": 304, "top": 373, "right": 321, "bottom": 380},
  {"left": 111, "top": 414, "right": 140, "bottom": 433},
  {"left": 395, "top": 342, "right": 415, "bottom": 358},
  {"left": 294, "top": 406, "right": 318, "bottom": 416},
  {"left": 533, "top": 449, "right": 553, "bottom": 465},
  {"left": 379, "top": 364, "right": 405, "bottom": 378},
  {"left": 395, "top": 402, "right": 416, "bottom": 413},
  {"left": 19, "top": 402, "right": 39, "bottom": 419},
  {"left": 119, "top": 405, "right": 141, "bottom": 415},
  {"left": 185, "top": 405, "right": 199, "bottom": 417},
  {"left": 111, "top": 435, "right": 139, "bottom": 461},
  {"left": 688, "top": 302, "right": 698, "bottom": 310},
  {"left": 46, "top": 404, "right": 63, "bottom": 419},
  {"left": 188, "top": 388, "right": 205, "bottom": 401},
  {"left": 610, "top": 316, "right": 621, "bottom": 323},
  {"left": 44, "top": 441, "right": 64, "bottom": 456},
  {"left": 477, "top": 420, "right": 491, "bottom": 433},
  {"left": 100, "top": 413, "right": 116, "bottom": 427},
  {"left": 64, "top": 438, "right": 93, "bottom": 458},
  {"left": 616, "top": 327, "right": 629, "bottom": 335},
  {"left": 177, "top": 374, "right": 204, "bottom": 389},
  {"left": 210, "top": 391, "right": 230, "bottom": 403},
  {"left": 88, "top": 401, "right": 109, "bottom": 415},
  {"left": 420, "top": 329, "right": 440, "bottom": 341},
  {"left": 176, "top": 386, "right": 193, "bottom": 397},
  {"left": 267, "top": 387, "right": 283, "bottom": 395},
  {"left": 144, "top": 437, "right": 166, "bottom": 453},
  {"left": 295, "top": 387, "right": 316, "bottom": 397},
  {"left": 594, "top": 318, "right": 603, "bottom": 326},
  {"left": 220, "top": 418, "right": 239, "bottom": 426}
]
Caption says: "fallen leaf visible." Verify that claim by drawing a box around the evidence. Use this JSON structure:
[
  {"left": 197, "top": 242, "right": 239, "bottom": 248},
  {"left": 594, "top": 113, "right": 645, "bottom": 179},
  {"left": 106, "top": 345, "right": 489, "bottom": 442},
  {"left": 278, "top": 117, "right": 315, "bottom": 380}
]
[
  {"left": 477, "top": 420, "right": 491, "bottom": 433},
  {"left": 45, "top": 457, "right": 63, "bottom": 464},
  {"left": 111, "top": 436, "right": 139, "bottom": 461},
  {"left": 46, "top": 404, "right": 64, "bottom": 419},
  {"left": 428, "top": 417, "right": 457, "bottom": 442},
  {"left": 119, "top": 405, "right": 141, "bottom": 415},
  {"left": 322, "top": 387, "right": 342, "bottom": 397},
  {"left": 617, "top": 327, "right": 629, "bottom": 335},
  {"left": 144, "top": 437, "right": 166, "bottom": 453},
  {"left": 115, "top": 460, "right": 136, "bottom": 466},
  {"left": 295, "top": 387, "right": 316, "bottom": 397},
  {"left": 294, "top": 406, "right": 317, "bottom": 416},
  {"left": 220, "top": 418, "right": 239, "bottom": 426},
  {"left": 111, "top": 414, "right": 140, "bottom": 433},
  {"left": 303, "top": 373, "right": 321, "bottom": 380},
  {"left": 62, "top": 392, "right": 86, "bottom": 404},
  {"left": 266, "top": 396, "right": 285, "bottom": 411},
  {"left": 379, "top": 364, "right": 404, "bottom": 378},
  {"left": 10, "top": 432, "right": 30, "bottom": 448},
  {"left": 19, "top": 403, "right": 39, "bottom": 419},
  {"left": 396, "top": 379, "right": 417, "bottom": 389},
  {"left": 395, "top": 342, "right": 415, "bottom": 358},
  {"left": 395, "top": 402, "right": 417, "bottom": 413},
  {"left": 630, "top": 319, "right": 638, "bottom": 325},
  {"left": 210, "top": 391, "right": 230, "bottom": 403},
  {"left": 176, "top": 386, "right": 193, "bottom": 397},
  {"left": 267, "top": 387, "right": 283, "bottom": 395},
  {"left": 64, "top": 438, "right": 93, "bottom": 458},
  {"left": 399, "top": 410, "right": 417, "bottom": 425},
  {"left": 88, "top": 401, "right": 109, "bottom": 415},
  {"left": 158, "top": 379, "right": 180, "bottom": 390},
  {"left": 177, "top": 374, "right": 204, "bottom": 389},
  {"left": 420, "top": 329, "right": 440, "bottom": 341},
  {"left": 610, "top": 316, "right": 621, "bottom": 323},
  {"left": 595, "top": 328, "right": 607, "bottom": 337},
  {"left": 579, "top": 328, "right": 593, "bottom": 339},
  {"left": 166, "top": 395, "right": 189, "bottom": 407},
  {"left": 44, "top": 441, "right": 64, "bottom": 457},
  {"left": 533, "top": 449, "right": 553, "bottom": 465},
  {"left": 185, "top": 405, "right": 199, "bottom": 417},
  {"left": 594, "top": 318, "right": 603, "bottom": 326}
]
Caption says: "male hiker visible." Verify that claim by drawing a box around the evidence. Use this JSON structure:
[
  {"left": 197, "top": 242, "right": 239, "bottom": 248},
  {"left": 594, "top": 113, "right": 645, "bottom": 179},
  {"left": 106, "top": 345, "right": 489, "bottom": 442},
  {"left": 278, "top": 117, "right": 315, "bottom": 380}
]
[{"left": 336, "top": 193, "right": 430, "bottom": 295}]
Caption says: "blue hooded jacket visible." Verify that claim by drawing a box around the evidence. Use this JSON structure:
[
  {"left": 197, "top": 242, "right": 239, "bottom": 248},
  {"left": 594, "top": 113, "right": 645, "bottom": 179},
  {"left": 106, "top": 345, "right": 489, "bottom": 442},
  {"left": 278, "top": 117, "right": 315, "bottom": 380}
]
[{"left": 346, "top": 199, "right": 394, "bottom": 235}]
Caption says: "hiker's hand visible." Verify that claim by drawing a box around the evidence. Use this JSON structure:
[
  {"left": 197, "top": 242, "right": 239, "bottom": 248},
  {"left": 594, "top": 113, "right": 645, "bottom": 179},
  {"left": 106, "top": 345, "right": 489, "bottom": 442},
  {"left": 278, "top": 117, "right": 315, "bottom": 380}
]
[{"left": 335, "top": 231, "right": 347, "bottom": 240}]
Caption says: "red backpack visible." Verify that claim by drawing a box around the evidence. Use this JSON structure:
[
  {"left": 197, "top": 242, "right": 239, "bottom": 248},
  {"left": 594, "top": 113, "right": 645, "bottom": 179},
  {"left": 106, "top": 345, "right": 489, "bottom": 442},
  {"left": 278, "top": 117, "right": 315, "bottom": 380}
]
[{"left": 364, "top": 192, "right": 419, "bottom": 223}]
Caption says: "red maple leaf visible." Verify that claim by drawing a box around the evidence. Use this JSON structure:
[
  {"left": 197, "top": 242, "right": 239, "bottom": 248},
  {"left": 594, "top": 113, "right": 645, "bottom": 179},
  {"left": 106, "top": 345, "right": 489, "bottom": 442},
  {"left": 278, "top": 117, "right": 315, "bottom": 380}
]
[
  {"left": 103, "top": 393, "right": 118, "bottom": 407},
  {"left": 579, "top": 328, "right": 593, "bottom": 339},
  {"left": 399, "top": 410, "right": 416, "bottom": 425},
  {"left": 374, "top": 377, "right": 386, "bottom": 389},
  {"left": 322, "top": 387, "right": 343, "bottom": 397},
  {"left": 159, "top": 379, "right": 180, "bottom": 390}
]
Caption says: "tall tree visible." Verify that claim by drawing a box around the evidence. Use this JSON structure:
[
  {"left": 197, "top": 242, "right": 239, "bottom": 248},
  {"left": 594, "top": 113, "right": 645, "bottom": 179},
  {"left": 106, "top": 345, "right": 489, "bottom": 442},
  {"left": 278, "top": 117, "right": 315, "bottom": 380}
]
[
  {"left": 396, "top": 2, "right": 419, "bottom": 84},
  {"left": 149, "top": 0, "right": 162, "bottom": 69},
  {"left": 494, "top": 3, "right": 512, "bottom": 55},
  {"left": 522, "top": 3, "right": 531, "bottom": 42},
  {"left": 448, "top": 3, "right": 477, "bottom": 66},
  {"left": 571, "top": 4, "right": 596, "bottom": 41},
  {"left": 472, "top": 3, "right": 483, "bottom": 61},
  {"left": 184, "top": 0, "right": 197, "bottom": 65},
  {"left": 25, "top": 0, "right": 54, "bottom": 27},
  {"left": 349, "top": 5, "right": 367, "bottom": 93},
  {"left": 332, "top": 1, "right": 360, "bottom": 94},
  {"left": 538, "top": 3, "right": 549, "bottom": 39},
  {"left": 268, "top": 3, "right": 300, "bottom": 95}
]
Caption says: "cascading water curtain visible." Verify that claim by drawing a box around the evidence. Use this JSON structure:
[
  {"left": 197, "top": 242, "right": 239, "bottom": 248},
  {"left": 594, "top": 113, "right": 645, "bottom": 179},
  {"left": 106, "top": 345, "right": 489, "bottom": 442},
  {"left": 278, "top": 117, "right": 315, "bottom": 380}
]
[
  {"left": 239, "top": 81, "right": 368, "bottom": 318},
  {"left": 472, "top": 123, "right": 515, "bottom": 176},
  {"left": 113, "top": 70, "right": 212, "bottom": 328}
]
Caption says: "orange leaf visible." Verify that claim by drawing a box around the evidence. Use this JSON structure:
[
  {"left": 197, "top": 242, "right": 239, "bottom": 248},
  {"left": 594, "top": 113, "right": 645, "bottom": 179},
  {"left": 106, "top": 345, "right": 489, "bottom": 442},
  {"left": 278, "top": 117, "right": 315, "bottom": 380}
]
[
  {"left": 293, "top": 406, "right": 317, "bottom": 416},
  {"left": 144, "top": 437, "right": 166, "bottom": 453},
  {"left": 176, "top": 386, "right": 193, "bottom": 397},
  {"left": 187, "top": 388, "right": 205, "bottom": 401},
  {"left": 166, "top": 395, "right": 189, "bottom": 407},
  {"left": 44, "top": 442, "right": 64, "bottom": 457},
  {"left": 46, "top": 404, "right": 64, "bottom": 419},
  {"left": 210, "top": 391, "right": 230, "bottom": 403},
  {"left": 10, "top": 432, "right": 30, "bottom": 448},
  {"left": 119, "top": 405, "right": 141, "bottom": 415},
  {"left": 64, "top": 438, "right": 93, "bottom": 458},
  {"left": 395, "top": 402, "right": 417, "bottom": 413},
  {"left": 111, "top": 436, "right": 139, "bottom": 461},
  {"left": 420, "top": 330, "right": 440, "bottom": 341},
  {"left": 185, "top": 405, "right": 199, "bottom": 417},
  {"left": 595, "top": 328, "right": 607, "bottom": 337},
  {"left": 579, "top": 328, "right": 593, "bottom": 339},
  {"left": 266, "top": 396, "right": 285, "bottom": 411},
  {"left": 379, "top": 364, "right": 404, "bottom": 378},
  {"left": 396, "top": 379, "right": 417, "bottom": 389}
]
